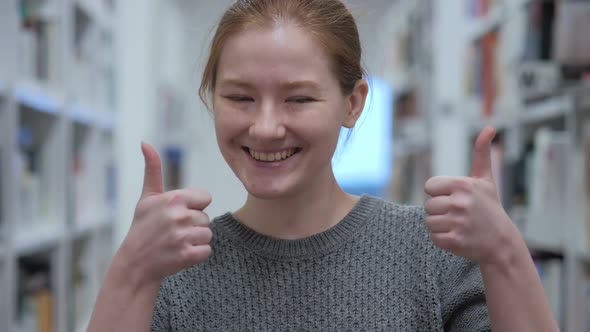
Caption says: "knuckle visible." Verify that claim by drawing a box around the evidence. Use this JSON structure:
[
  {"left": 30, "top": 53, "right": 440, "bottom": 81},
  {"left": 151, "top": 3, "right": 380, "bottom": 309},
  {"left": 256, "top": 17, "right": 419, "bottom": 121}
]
[
  {"left": 167, "top": 208, "right": 190, "bottom": 224},
  {"left": 449, "top": 232, "right": 466, "bottom": 249},
  {"left": 165, "top": 192, "right": 183, "bottom": 207},
  {"left": 453, "top": 178, "right": 472, "bottom": 192},
  {"left": 178, "top": 247, "right": 195, "bottom": 266},
  {"left": 194, "top": 211, "right": 210, "bottom": 226},
  {"left": 189, "top": 188, "right": 212, "bottom": 202},
  {"left": 198, "top": 245, "right": 213, "bottom": 260},
  {"left": 453, "top": 215, "right": 469, "bottom": 229},
  {"left": 450, "top": 195, "right": 470, "bottom": 211},
  {"left": 424, "top": 177, "right": 439, "bottom": 193},
  {"left": 201, "top": 227, "right": 213, "bottom": 243},
  {"left": 171, "top": 229, "right": 187, "bottom": 244}
]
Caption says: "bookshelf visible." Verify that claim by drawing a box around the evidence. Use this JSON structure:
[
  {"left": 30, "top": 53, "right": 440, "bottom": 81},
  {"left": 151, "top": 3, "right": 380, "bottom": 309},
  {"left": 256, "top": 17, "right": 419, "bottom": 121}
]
[
  {"left": 0, "top": 0, "right": 117, "bottom": 331},
  {"left": 379, "top": 0, "right": 434, "bottom": 206},
  {"left": 381, "top": 0, "right": 590, "bottom": 331}
]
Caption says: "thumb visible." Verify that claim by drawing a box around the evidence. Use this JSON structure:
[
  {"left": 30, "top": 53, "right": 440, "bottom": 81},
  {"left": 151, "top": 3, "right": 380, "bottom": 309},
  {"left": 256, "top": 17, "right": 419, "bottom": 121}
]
[
  {"left": 470, "top": 126, "right": 496, "bottom": 179},
  {"left": 141, "top": 142, "right": 164, "bottom": 197}
]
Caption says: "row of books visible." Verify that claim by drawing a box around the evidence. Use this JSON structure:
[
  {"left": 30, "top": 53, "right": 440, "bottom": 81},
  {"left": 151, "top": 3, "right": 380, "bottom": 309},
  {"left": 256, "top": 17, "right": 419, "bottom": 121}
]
[
  {"left": 487, "top": 116, "right": 590, "bottom": 255},
  {"left": 489, "top": 126, "right": 569, "bottom": 247},
  {"left": 465, "top": 0, "right": 590, "bottom": 119},
  {"left": 15, "top": 123, "right": 115, "bottom": 227},
  {"left": 14, "top": 233, "right": 113, "bottom": 332},
  {"left": 12, "top": 0, "right": 116, "bottom": 108}
]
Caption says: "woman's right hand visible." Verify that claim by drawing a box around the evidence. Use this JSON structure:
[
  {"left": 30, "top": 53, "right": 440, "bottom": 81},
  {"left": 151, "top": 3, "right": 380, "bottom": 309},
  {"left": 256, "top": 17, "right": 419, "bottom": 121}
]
[{"left": 116, "top": 142, "right": 213, "bottom": 286}]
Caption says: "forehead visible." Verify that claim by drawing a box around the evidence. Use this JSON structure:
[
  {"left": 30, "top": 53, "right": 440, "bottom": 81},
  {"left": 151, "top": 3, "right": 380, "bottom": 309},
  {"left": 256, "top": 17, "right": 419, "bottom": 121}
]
[{"left": 216, "top": 24, "right": 337, "bottom": 87}]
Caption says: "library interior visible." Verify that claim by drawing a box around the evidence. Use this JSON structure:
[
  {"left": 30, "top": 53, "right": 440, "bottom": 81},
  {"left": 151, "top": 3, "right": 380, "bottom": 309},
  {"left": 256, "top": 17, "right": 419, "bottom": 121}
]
[{"left": 1, "top": 0, "right": 590, "bottom": 331}]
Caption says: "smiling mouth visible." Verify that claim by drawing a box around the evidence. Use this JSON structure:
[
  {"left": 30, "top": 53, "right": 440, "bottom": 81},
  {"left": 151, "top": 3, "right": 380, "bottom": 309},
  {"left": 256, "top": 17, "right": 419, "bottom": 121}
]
[{"left": 243, "top": 147, "right": 302, "bottom": 162}]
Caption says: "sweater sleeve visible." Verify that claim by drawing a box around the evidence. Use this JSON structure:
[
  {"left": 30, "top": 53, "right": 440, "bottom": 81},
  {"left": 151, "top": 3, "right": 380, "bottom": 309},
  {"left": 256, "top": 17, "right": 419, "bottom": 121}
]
[
  {"left": 151, "top": 278, "right": 172, "bottom": 332},
  {"left": 435, "top": 249, "right": 491, "bottom": 332}
]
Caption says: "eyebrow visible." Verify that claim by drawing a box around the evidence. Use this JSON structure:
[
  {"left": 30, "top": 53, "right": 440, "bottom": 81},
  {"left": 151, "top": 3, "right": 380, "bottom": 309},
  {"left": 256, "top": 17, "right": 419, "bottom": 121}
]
[{"left": 217, "top": 78, "right": 322, "bottom": 91}]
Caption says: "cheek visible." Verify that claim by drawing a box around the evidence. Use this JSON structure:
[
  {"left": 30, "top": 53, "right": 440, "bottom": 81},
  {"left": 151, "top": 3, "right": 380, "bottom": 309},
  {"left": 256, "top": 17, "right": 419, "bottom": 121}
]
[
  {"left": 299, "top": 113, "right": 344, "bottom": 153},
  {"left": 214, "top": 106, "right": 245, "bottom": 142}
]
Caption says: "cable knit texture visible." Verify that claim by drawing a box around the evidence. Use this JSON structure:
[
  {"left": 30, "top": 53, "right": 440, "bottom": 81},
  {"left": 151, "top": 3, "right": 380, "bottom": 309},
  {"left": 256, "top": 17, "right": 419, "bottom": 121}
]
[{"left": 151, "top": 195, "right": 491, "bottom": 331}]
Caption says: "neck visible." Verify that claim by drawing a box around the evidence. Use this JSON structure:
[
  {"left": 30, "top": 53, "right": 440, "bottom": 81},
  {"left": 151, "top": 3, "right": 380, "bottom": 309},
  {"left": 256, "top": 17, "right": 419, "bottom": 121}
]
[{"left": 234, "top": 170, "right": 358, "bottom": 240}]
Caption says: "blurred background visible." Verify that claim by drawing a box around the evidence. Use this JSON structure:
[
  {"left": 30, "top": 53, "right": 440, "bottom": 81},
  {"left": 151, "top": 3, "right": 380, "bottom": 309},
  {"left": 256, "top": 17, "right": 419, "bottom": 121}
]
[{"left": 0, "top": 0, "right": 589, "bottom": 331}]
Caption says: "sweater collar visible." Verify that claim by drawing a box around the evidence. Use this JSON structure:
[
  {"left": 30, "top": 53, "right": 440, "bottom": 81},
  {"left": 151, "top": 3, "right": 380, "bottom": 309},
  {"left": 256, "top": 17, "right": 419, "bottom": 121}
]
[{"left": 213, "top": 195, "right": 382, "bottom": 260}]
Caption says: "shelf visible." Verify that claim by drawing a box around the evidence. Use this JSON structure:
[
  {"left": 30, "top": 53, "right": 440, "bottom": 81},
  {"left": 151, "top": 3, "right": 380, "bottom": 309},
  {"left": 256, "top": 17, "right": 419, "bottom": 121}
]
[
  {"left": 470, "top": 113, "right": 515, "bottom": 136},
  {"left": 519, "top": 95, "right": 573, "bottom": 125},
  {"left": 14, "top": 222, "right": 65, "bottom": 255},
  {"left": 67, "top": 103, "right": 99, "bottom": 127},
  {"left": 66, "top": 104, "right": 115, "bottom": 131},
  {"left": 14, "top": 81, "right": 63, "bottom": 115},
  {"left": 72, "top": 209, "right": 114, "bottom": 238},
  {"left": 525, "top": 236, "right": 565, "bottom": 257},
  {"left": 393, "top": 137, "right": 430, "bottom": 157},
  {"left": 99, "top": 112, "right": 115, "bottom": 131},
  {"left": 466, "top": 0, "right": 532, "bottom": 42}
]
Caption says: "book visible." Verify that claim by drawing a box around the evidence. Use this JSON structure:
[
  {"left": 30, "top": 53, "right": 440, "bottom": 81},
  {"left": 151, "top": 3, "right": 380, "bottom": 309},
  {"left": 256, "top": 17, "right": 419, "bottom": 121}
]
[
  {"left": 466, "top": 29, "right": 500, "bottom": 118},
  {"left": 554, "top": 1, "right": 590, "bottom": 67},
  {"left": 16, "top": 254, "right": 53, "bottom": 332},
  {"left": 534, "top": 258, "right": 563, "bottom": 329},
  {"left": 522, "top": 0, "right": 555, "bottom": 61},
  {"left": 525, "top": 128, "right": 569, "bottom": 247}
]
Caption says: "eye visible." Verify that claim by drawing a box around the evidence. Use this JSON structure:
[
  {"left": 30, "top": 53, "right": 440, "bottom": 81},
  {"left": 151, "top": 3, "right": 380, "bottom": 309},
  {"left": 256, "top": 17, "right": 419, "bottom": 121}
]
[
  {"left": 287, "top": 96, "right": 316, "bottom": 104},
  {"left": 225, "top": 95, "right": 254, "bottom": 102}
]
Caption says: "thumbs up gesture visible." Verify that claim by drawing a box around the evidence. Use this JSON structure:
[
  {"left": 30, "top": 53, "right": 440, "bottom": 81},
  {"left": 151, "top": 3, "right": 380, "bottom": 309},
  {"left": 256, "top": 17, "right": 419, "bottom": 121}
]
[
  {"left": 424, "top": 126, "right": 518, "bottom": 265},
  {"left": 118, "top": 143, "right": 213, "bottom": 284}
]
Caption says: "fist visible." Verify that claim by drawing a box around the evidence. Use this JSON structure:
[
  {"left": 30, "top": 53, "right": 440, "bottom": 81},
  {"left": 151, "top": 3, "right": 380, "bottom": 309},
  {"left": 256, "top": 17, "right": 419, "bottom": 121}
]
[
  {"left": 118, "top": 143, "right": 213, "bottom": 284},
  {"left": 424, "top": 126, "right": 517, "bottom": 265}
]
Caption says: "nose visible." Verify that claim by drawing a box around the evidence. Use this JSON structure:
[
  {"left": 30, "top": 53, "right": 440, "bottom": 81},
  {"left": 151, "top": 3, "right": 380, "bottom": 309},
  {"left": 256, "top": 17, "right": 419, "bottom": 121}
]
[{"left": 249, "top": 103, "right": 286, "bottom": 140}]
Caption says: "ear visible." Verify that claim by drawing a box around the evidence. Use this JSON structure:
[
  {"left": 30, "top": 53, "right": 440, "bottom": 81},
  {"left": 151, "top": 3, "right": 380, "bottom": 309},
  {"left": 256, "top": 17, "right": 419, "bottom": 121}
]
[{"left": 342, "top": 79, "right": 369, "bottom": 128}]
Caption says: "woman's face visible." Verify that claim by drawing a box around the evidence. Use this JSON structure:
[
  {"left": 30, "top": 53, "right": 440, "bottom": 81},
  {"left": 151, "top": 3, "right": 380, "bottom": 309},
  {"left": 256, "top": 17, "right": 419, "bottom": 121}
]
[{"left": 213, "top": 24, "right": 365, "bottom": 199}]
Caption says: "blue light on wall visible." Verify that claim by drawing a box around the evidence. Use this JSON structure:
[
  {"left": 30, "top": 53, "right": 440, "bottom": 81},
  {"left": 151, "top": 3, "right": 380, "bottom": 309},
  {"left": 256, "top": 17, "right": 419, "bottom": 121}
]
[{"left": 333, "top": 77, "right": 393, "bottom": 196}]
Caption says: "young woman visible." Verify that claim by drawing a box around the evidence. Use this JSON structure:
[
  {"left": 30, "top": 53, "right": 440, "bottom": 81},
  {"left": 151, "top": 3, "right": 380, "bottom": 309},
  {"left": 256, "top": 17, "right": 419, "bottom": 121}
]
[{"left": 88, "top": 0, "right": 559, "bottom": 331}]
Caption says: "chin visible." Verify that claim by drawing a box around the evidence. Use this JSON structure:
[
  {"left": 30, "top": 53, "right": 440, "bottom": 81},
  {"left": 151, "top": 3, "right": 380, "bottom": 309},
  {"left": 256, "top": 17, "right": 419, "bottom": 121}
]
[{"left": 242, "top": 179, "right": 299, "bottom": 200}]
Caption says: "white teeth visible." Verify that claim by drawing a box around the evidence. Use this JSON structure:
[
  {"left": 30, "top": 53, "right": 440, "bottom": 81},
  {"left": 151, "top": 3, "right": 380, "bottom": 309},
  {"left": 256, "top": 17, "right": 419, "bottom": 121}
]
[{"left": 249, "top": 148, "right": 297, "bottom": 162}]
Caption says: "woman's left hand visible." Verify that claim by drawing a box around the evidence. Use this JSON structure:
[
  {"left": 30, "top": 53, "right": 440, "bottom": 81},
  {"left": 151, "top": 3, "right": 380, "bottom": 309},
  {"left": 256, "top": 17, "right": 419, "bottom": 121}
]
[{"left": 423, "top": 126, "right": 521, "bottom": 266}]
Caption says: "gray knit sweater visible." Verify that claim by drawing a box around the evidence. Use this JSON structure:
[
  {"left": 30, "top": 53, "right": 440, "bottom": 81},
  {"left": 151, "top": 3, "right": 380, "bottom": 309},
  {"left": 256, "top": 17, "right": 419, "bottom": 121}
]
[{"left": 151, "top": 195, "right": 491, "bottom": 331}]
